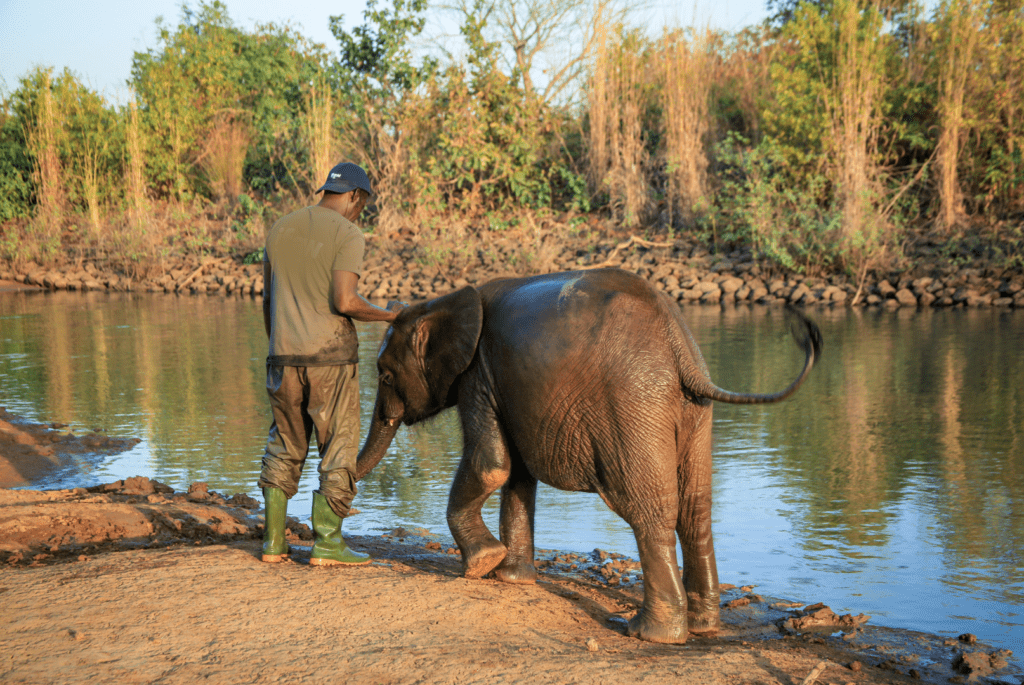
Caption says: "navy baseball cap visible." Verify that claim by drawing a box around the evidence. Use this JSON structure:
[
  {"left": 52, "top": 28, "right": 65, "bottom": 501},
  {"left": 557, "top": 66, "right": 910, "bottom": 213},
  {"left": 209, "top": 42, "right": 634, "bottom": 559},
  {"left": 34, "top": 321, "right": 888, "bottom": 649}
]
[{"left": 316, "top": 162, "right": 373, "bottom": 195}]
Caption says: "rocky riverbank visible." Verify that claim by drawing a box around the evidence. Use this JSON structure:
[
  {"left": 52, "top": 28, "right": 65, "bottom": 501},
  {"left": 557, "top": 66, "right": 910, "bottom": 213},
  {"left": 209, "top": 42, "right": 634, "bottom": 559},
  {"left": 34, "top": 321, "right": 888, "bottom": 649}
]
[{"left": 2, "top": 229, "right": 1022, "bottom": 309}]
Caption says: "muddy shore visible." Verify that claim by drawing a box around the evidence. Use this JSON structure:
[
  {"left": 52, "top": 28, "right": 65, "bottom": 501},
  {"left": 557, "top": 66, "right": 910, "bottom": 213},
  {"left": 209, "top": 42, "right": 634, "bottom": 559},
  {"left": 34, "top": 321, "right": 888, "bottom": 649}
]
[
  {"left": 0, "top": 407, "right": 140, "bottom": 489},
  {"left": 2, "top": 228, "right": 1022, "bottom": 309},
  {"left": 1, "top": 413, "right": 1021, "bottom": 684}
]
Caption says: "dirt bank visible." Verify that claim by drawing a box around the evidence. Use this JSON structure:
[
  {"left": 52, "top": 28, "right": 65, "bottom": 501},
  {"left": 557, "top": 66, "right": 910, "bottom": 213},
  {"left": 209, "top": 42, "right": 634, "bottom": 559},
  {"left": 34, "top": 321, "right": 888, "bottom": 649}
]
[
  {"left": 2, "top": 224, "right": 1022, "bottom": 310},
  {"left": 1, "top": 475, "right": 1020, "bottom": 684},
  {"left": 0, "top": 407, "right": 140, "bottom": 488}
]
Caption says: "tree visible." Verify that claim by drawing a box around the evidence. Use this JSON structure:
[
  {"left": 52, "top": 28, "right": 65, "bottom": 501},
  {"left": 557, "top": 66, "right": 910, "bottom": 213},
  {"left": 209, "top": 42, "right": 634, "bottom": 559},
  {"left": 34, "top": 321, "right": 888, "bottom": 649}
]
[
  {"left": 328, "top": 0, "right": 440, "bottom": 232},
  {"left": 329, "top": 0, "right": 438, "bottom": 95},
  {"left": 442, "top": 0, "right": 633, "bottom": 104},
  {"left": 131, "top": 1, "right": 328, "bottom": 201}
]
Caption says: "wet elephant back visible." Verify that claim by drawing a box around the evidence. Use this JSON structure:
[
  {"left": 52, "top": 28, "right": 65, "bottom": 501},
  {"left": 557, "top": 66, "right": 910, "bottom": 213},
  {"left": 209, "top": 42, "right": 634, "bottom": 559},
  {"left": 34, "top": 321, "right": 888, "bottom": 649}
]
[{"left": 474, "top": 270, "right": 683, "bottom": 492}]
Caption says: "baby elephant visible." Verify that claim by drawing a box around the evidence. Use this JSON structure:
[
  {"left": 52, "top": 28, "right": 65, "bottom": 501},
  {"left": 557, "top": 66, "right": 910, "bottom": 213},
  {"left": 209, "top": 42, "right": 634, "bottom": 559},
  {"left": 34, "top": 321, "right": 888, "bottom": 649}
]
[{"left": 356, "top": 268, "right": 821, "bottom": 644}]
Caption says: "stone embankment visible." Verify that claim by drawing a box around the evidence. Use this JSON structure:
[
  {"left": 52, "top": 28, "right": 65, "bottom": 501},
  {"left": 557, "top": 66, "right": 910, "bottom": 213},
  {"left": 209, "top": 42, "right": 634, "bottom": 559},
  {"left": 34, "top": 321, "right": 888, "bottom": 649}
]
[{"left": 3, "top": 233, "right": 1023, "bottom": 309}]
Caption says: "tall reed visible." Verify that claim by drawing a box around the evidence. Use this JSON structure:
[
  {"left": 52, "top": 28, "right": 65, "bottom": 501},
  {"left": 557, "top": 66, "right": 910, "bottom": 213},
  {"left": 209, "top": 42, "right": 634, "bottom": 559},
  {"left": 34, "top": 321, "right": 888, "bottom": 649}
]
[
  {"left": 302, "top": 72, "right": 337, "bottom": 197},
  {"left": 933, "top": 0, "right": 982, "bottom": 232},
  {"left": 587, "top": 18, "right": 651, "bottom": 228},
  {"left": 26, "top": 70, "right": 65, "bottom": 262},
  {"left": 587, "top": 15, "right": 611, "bottom": 195},
  {"left": 80, "top": 148, "right": 102, "bottom": 239},
  {"left": 200, "top": 113, "right": 251, "bottom": 204},
  {"left": 659, "top": 27, "right": 713, "bottom": 226},
  {"left": 821, "top": 0, "right": 888, "bottom": 253},
  {"left": 124, "top": 98, "right": 149, "bottom": 245}
]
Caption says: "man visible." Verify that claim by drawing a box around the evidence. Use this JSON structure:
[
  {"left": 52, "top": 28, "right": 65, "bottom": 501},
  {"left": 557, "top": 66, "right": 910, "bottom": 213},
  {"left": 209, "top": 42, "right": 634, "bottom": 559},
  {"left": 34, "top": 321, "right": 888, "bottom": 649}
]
[{"left": 258, "top": 162, "right": 399, "bottom": 566}]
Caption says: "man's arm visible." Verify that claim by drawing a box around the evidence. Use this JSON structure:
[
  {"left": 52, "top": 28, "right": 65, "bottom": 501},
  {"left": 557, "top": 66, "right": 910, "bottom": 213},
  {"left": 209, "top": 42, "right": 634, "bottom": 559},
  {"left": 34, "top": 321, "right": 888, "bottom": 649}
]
[
  {"left": 263, "top": 259, "right": 272, "bottom": 337},
  {"left": 332, "top": 270, "right": 400, "bottom": 323}
]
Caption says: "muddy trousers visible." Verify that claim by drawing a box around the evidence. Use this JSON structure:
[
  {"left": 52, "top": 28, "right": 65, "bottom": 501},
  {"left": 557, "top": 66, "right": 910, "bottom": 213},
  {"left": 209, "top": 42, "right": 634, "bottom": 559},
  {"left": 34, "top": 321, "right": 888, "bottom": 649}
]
[{"left": 257, "top": 363, "right": 360, "bottom": 518}]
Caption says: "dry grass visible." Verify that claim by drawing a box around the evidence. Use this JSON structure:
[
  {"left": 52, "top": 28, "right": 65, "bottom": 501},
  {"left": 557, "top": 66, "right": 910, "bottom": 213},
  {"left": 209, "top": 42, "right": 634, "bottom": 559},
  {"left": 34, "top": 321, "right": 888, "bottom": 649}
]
[
  {"left": 587, "top": 17, "right": 651, "bottom": 228},
  {"left": 340, "top": 93, "right": 428, "bottom": 239},
  {"left": 199, "top": 113, "right": 251, "bottom": 204},
  {"left": 659, "top": 27, "right": 713, "bottom": 226},
  {"left": 25, "top": 71, "right": 64, "bottom": 265},
  {"left": 124, "top": 100, "right": 148, "bottom": 231},
  {"left": 933, "top": 0, "right": 982, "bottom": 232},
  {"left": 114, "top": 98, "right": 162, "bottom": 275},
  {"left": 80, "top": 149, "right": 103, "bottom": 240},
  {"left": 821, "top": 0, "right": 888, "bottom": 253},
  {"left": 713, "top": 28, "right": 773, "bottom": 142},
  {"left": 301, "top": 73, "right": 338, "bottom": 200}
]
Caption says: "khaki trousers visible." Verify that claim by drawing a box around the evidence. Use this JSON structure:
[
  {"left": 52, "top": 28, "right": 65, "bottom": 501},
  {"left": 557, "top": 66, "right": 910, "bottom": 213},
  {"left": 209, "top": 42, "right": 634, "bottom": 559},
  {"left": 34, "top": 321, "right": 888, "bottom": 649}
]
[{"left": 257, "top": 364, "right": 360, "bottom": 517}]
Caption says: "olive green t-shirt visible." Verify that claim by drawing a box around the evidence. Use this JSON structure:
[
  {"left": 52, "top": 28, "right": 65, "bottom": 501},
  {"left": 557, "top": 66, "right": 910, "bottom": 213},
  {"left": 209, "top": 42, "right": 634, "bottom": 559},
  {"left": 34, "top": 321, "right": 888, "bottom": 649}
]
[{"left": 264, "top": 206, "right": 365, "bottom": 366}]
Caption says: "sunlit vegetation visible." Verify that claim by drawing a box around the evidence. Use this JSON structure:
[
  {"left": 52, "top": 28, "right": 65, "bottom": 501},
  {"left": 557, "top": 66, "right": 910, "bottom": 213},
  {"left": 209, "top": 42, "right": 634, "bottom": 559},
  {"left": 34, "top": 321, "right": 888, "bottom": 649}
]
[{"left": 1, "top": 0, "right": 1022, "bottom": 276}]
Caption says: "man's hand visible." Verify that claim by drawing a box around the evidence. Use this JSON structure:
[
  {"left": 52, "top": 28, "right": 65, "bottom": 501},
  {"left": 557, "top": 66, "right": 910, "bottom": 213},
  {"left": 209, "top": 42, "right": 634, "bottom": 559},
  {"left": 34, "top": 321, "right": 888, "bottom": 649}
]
[
  {"left": 332, "top": 271, "right": 405, "bottom": 323},
  {"left": 386, "top": 300, "right": 408, "bottom": 313}
]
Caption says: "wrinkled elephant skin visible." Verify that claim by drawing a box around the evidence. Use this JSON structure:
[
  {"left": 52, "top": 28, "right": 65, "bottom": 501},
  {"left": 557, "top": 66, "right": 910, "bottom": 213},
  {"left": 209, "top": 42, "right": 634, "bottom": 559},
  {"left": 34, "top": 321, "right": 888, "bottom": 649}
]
[{"left": 356, "top": 268, "right": 822, "bottom": 644}]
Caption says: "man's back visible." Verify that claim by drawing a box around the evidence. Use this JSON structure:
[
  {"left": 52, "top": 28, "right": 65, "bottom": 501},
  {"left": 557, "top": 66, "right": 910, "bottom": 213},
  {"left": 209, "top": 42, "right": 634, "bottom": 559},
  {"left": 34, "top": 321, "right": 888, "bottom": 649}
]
[{"left": 264, "top": 205, "right": 365, "bottom": 366}]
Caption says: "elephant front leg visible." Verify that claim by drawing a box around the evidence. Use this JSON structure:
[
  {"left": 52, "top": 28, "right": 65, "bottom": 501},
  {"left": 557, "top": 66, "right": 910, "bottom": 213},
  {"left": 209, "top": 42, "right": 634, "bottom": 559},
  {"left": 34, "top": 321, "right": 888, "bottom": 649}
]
[
  {"left": 494, "top": 466, "right": 538, "bottom": 584},
  {"left": 447, "top": 409, "right": 511, "bottom": 579},
  {"left": 628, "top": 529, "right": 689, "bottom": 644}
]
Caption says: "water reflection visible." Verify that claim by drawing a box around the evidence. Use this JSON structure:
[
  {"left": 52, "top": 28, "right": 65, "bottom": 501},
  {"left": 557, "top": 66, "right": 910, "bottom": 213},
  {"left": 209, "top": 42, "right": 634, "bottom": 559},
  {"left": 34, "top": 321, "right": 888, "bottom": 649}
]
[{"left": 0, "top": 290, "right": 1021, "bottom": 651}]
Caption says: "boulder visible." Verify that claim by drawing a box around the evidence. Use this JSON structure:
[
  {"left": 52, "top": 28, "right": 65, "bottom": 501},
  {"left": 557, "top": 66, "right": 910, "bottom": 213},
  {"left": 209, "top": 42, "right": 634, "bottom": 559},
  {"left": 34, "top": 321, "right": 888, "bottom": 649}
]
[
  {"left": 895, "top": 289, "right": 918, "bottom": 306},
  {"left": 877, "top": 280, "right": 896, "bottom": 297},
  {"left": 720, "top": 277, "right": 744, "bottom": 294}
]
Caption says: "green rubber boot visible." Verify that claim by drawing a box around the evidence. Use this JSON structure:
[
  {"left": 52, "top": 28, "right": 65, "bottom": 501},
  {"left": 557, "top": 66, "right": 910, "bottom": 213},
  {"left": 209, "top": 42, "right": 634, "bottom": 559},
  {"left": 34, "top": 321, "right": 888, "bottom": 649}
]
[
  {"left": 261, "top": 487, "right": 290, "bottom": 562},
  {"left": 309, "top": 492, "right": 371, "bottom": 566}
]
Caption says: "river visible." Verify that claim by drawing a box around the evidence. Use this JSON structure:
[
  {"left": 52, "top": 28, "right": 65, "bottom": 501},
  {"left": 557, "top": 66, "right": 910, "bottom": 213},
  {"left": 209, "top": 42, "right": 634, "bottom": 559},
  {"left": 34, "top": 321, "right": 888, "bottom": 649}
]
[{"left": 1, "top": 289, "right": 1021, "bottom": 654}]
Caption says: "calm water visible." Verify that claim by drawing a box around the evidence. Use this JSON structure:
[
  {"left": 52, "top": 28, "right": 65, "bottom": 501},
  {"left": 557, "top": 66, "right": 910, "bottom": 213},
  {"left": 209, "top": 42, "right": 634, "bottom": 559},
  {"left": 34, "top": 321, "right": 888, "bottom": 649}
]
[{"left": 1, "top": 290, "right": 1021, "bottom": 653}]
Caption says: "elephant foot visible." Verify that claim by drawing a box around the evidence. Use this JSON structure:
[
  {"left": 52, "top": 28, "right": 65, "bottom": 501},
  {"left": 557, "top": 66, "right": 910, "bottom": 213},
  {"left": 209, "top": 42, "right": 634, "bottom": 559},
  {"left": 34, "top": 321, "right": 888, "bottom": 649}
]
[
  {"left": 626, "top": 610, "right": 688, "bottom": 645},
  {"left": 687, "top": 610, "right": 720, "bottom": 635},
  {"left": 687, "top": 592, "right": 720, "bottom": 634},
  {"left": 493, "top": 558, "right": 537, "bottom": 584},
  {"left": 461, "top": 539, "right": 508, "bottom": 579}
]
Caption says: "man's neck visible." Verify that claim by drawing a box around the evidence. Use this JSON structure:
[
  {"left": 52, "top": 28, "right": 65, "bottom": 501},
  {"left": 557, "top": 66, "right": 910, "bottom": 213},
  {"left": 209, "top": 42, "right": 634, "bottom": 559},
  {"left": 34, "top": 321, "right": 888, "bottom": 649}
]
[{"left": 317, "top": 192, "right": 359, "bottom": 223}]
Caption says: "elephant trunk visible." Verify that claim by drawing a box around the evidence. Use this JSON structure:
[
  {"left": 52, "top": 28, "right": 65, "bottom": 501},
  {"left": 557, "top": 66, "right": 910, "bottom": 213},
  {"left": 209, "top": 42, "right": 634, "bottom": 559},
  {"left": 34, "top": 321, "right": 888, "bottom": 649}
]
[{"left": 355, "top": 393, "right": 401, "bottom": 481}]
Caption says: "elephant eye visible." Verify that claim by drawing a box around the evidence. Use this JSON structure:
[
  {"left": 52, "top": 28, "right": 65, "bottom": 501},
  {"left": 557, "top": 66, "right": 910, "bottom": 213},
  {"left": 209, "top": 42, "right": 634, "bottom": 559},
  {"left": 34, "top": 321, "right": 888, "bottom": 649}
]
[{"left": 380, "top": 372, "right": 393, "bottom": 386}]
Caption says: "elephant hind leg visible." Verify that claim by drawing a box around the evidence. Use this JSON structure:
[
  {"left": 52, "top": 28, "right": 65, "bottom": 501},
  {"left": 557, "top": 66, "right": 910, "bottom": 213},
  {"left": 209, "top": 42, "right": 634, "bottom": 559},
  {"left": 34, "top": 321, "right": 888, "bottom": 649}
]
[
  {"left": 599, "top": 443, "right": 688, "bottom": 644},
  {"left": 677, "top": 407, "right": 720, "bottom": 634},
  {"left": 626, "top": 526, "right": 688, "bottom": 644}
]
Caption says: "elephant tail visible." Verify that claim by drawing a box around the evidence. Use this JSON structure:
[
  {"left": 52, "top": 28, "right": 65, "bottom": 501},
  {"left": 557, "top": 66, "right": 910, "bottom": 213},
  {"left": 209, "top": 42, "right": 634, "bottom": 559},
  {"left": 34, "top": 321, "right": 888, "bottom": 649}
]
[{"left": 676, "top": 306, "right": 823, "bottom": 405}]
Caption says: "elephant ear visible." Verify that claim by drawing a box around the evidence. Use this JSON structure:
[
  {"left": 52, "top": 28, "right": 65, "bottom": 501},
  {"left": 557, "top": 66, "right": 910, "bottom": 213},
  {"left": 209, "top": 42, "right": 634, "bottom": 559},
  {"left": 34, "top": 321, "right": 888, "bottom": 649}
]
[{"left": 411, "top": 286, "right": 483, "bottom": 407}]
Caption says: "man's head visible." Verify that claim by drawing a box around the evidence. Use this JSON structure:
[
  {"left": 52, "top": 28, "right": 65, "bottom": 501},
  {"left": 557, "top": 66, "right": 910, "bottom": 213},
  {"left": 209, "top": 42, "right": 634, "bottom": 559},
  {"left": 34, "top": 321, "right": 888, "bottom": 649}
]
[
  {"left": 317, "top": 162, "right": 372, "bottom": 196},
  {"left": 317, "top": 162, "right": 372, "bottom": 223}
]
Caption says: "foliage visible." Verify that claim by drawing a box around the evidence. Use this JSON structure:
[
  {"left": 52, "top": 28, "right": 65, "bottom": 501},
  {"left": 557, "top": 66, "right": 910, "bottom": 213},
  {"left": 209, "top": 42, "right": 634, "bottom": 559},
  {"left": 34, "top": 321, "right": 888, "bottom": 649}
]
[
  {"left": 130, "top": 1, "right": 329, "bottom": 202},
  {"left": 231, "top": 192, "right": 265, "bottom": 247},
  {"left": 0, "top": 97, "right": 33, "bottom": 223},
  {"left": 711, "top": 133, "right": 840, "bottom": 272},
  {"left": 2, "top": 0, "right": 1024, "bottom": 272},
  {"left": 420, "top": 5, "right": 558, "bottom": 214},
  {"left": 331, "top": 0, "right": 567, "bottom": 231},
  {"left": 330, "top": 0, "right": 438, "bottom": 94}
]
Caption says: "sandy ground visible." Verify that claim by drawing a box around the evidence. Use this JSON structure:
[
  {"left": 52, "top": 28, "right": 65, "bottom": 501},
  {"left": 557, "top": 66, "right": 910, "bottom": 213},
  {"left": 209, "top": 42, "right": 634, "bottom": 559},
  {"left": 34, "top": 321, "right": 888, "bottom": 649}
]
[{"left": 1, "top": 411, "right": 1020, "bottom": 685}]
